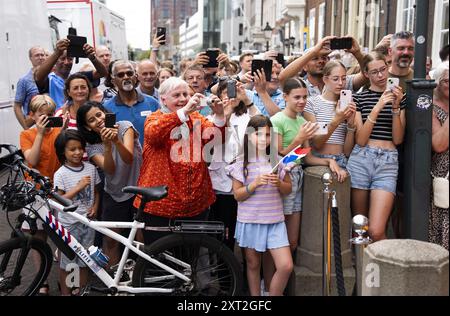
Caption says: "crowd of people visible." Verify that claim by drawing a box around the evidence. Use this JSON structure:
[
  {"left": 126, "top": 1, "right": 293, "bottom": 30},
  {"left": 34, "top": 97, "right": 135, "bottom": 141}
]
[{"left": 12, "top": 30, "right": 449, "bottom": 296}]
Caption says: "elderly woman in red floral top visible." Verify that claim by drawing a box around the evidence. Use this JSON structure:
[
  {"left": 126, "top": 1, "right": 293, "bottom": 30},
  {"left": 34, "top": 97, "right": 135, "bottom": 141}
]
[{"left": 135, "top": 77, "right": 226, "bottom": 244}]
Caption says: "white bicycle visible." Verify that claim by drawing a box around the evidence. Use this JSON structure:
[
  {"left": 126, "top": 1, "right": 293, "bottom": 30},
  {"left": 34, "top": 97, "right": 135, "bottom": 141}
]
[{"left": 0, "top": 144, "right": 243, "bottom": 296}]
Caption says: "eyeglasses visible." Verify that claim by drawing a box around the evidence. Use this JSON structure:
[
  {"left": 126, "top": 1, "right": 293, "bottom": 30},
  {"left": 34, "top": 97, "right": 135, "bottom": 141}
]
[
  {"left": 368, "top": 66, "right": 388, "bottom": 76},
  {"left": 115, "top": 71, "right": 135, "bottom": 79}
]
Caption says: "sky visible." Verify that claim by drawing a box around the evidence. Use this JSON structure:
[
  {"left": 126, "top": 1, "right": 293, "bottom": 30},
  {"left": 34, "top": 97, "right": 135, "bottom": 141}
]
[{"left": 105, "top": 0, "right": 150, "bottom": 50}]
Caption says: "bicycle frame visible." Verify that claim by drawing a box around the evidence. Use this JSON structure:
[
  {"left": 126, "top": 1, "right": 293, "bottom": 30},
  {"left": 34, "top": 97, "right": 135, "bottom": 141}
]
[{"left": 31, "top": 195, "right": 192, "bottom": 294}]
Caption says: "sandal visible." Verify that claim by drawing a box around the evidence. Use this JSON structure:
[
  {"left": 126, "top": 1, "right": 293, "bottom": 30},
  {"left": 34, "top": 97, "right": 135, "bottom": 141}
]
[{"left": 36, "top": 283, "right": 50, "bottom": 296}]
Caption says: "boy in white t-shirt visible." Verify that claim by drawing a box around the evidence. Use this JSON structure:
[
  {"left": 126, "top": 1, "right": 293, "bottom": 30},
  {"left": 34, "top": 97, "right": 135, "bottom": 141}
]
[{"left": 54, "top": 129, "right": 101, "bottom": 295}]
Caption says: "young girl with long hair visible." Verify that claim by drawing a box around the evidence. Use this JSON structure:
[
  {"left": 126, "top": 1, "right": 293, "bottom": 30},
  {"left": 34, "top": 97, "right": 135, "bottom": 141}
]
[
  {"left": 227, "top": 115, "right": 293, "bottom": 296},
  {"left": 347, "top": 52, "right": 406, "bottom": 241}
]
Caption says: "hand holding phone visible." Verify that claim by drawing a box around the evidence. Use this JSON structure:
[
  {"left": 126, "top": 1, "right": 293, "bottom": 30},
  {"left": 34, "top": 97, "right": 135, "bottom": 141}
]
[
  {"left": 251, "top": 60, "right": 265, "bottom": 77},
  {"left": 205, "top": 49, "right": 220, "bottom": 68},
  {"left": 67, "top": 35, "right": 88, "bottom": 58},
  {"left": 276, "top": 53, "right": 285, "bottom": 67},
  {"left": 45, "top": 116, "right": 64, "bottom": 128},
  {"left": 339, "top": 90, "right": 352, "bottom": 110},
  {"left": 330, "top": 37, "right": 353, "bottom": 50},
  {"left": 227, "top": 80, "right": 237, "bottom": 98},
  {"left": 387, "top": 78, "right": 399, "bottom": 92},
  {"left": 199, "top": 96, "right": 213, "bottom": 108},
  {"left": 314, "top": 122, "right": 329, "bottom": 136},
  {"left": 156, "top": 27, "right": 166, "bottom": 45}
]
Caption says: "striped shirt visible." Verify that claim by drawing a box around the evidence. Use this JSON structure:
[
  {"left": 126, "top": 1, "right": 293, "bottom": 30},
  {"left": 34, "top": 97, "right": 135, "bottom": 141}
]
[
  {"left": 354, "top": 89, "right": 407, "bottom": 141},
  {"left": 53, "top": 162, "right": 101, "bottom": 226},
  {"left": 305, "top": 95, "right": 347, "bottom": 145},
  {"left": 55, "top": 107, "right": 77, "bottom": 130},
  {"left": 227, "top": 160, "right": 284, "bottom": 224}
]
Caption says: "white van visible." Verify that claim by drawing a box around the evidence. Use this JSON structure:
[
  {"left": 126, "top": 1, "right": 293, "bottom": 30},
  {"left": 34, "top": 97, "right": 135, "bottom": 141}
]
[{"left": 0, "top": 0, "right": 52, "bottom": 148}]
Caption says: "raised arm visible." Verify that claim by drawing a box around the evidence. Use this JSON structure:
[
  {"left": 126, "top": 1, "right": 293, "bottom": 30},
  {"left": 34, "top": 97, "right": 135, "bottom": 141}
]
[
  {"left": 346, "top": 36, "right": 368, "bottom": 91},
  {"left": 279, "top": 36, "right": 334, "bottom": 84},
  {"left": 83, "top": 44, "right": 108, "bottom": 80},
  {"left": 34, "top": 39, "right": 69, "bottom": 89},
  {"left": 253, "top": 70, "right": 281, "bottom": 117}
]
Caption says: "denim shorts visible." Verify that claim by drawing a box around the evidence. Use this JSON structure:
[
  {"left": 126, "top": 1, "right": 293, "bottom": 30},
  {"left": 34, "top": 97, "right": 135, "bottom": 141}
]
[
  {"left": 283, "top": 166, "right": 303, "bottom": 215},
  {"left": 347, "top": 144, "right": 399, "bottom": 195},
  {"left": 313, "top": 152, "right": 348, "bottom": 169},
  {"left": 60, "top": 222, "right": 95, "bottom": 269}
]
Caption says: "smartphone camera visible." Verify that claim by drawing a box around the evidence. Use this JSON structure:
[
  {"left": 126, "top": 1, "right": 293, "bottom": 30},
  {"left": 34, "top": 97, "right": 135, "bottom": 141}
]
[
  {"left": 227, "top": 79, "right": 237, "bottom": 98},
  {"left": 330, "top": 37, "right": 353, "bottom": 50},
  {"left": 46, "top": 116, "right": 64, "bottom": 128},
  {"left": 104, "top": 113, "right": 116, "bottom": 128},
  {"left": 156, "top": 27, "right": 166, "bottom": 45},
  {"left": 205, "top": 49, "right": 220, "bottom": 68}
]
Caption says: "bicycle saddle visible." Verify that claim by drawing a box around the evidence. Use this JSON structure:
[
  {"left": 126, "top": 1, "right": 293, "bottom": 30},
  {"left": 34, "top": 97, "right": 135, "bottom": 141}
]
[{"left": 122, "top": 186, "right": 168, "bottom": 202}]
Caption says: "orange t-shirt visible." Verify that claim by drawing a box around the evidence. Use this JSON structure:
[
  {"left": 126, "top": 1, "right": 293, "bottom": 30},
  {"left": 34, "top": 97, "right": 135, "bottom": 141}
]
[{"left": 20, "top": 128, "right": 61, "bottom": 181}]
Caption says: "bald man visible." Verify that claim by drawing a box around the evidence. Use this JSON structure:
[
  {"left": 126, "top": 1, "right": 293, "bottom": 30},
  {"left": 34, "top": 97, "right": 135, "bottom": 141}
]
[
  {"left": 96, "top": 45, "right": 112, "bottom": 92},
  {"left": 136, "top": 59, "right": 159, "bottom": 100}
]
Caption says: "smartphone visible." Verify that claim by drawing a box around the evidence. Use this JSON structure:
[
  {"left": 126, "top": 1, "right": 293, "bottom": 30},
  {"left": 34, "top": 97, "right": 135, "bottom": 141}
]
[
  {"left": 67, "top": 35, "right": 87, "bottom": 58},
  {"left": 251, "top": 59, "right": 265, "bottom": 77},
  {"left": 276, "top": 53, "right": 285, "bottom": 67},
  {"left": 205, "top": 49, "right": 220, "bottom": 68},
  {"left": 330, "top": 37, "right": 353, "bottom": 50},
  {"left": 104, "top": 113, "right": 116, "bottom": 128},
  {"left": 387, "top": 78, "right": 400, "bottom": 91},
  {"left": 339, "top": 90, "right": 352, "bottom": 110},
  {"left": 314, "top": 122, "right": 329, "bottom": 135},
  {"left": 263, "top": 59, "right": 273, "bottom": 82},
  {"left": 46, "top": 116, "right": 64, "bottom": 128},
  {"left": 227, "top": 79, "right": 237, "bottom": 98},
  {"left": 156, "top": 27, "right": 166, "bottom": 45}
]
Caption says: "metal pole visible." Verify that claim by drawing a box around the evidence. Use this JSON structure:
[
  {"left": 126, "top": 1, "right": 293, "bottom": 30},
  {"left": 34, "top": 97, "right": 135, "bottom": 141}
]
[
  {"left": 350, "top": 215, "right": 371, "bottom": 296},
  {"left": 403, "top": 0, "right": 437, "bottom": 240},
  {"left": 322, "top": 173, "right": 332, "bottom": 296}
]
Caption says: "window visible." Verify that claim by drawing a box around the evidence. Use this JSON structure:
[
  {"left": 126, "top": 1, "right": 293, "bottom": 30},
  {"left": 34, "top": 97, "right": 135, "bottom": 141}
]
[
  {"left": 239, "top": 23, "right": 244, "bottom": 36},
  {"left": 402, "top": 0, "right": 416, "bottom": 32},
  {"left": 343, "top": 0, "right": 349, "bottom": 35},
  {"left": 318, "top": 3, "right": 326, "bottom": 39},
  {"left": 309, "top": 8, "right": 316, "bottom": 47},
  {"left": 442, "top": 0, "right": 449, "bottom": 48}
]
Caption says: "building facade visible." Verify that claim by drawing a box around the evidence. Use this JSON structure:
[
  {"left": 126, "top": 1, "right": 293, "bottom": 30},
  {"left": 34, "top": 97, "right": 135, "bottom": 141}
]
[
  {"left": 150, "top": 0, "right": 198, "bottom": 59},
  {"left": 304, "top": 0, "right": 448, "bottom": 64},
  {"left": 176, "top": 0, "right": 448, "bottom": 62}
]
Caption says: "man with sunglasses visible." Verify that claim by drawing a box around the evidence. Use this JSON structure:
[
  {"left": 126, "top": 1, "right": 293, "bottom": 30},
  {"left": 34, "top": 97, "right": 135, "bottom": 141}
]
[{"left": 104, "top": 60, "right": 160, "bottom": 146}]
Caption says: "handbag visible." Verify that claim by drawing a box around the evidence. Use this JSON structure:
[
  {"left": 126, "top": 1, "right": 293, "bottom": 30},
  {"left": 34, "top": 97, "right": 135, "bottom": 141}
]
[{"left": 433, "top": 172, "right": 449, "bottom": 209}]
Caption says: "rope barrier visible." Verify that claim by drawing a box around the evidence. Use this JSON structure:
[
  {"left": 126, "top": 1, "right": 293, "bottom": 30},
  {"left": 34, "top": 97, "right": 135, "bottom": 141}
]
[{"left": 331, "top": 192, "right": 346, "bottom": 296}]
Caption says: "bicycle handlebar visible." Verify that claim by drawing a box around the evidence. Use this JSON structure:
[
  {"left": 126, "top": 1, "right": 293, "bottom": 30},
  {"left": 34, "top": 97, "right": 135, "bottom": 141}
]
[{"left": 1, "top": 144, "right": 73, "bottom": 208}]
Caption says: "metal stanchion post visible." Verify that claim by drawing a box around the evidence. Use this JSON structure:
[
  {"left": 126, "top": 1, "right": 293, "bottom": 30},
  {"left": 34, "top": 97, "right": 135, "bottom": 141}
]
[
  {"left": 350, "top": 215, "right": 371, "bottom": 296},
  {"left": 322, "top": 173, "right": 332, "bottom": 296}
]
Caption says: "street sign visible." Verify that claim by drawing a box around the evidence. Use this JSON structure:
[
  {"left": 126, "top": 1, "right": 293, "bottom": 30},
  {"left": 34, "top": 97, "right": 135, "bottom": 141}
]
[{"left": 303, "top": 27, "right": 309, "bottom": 51}]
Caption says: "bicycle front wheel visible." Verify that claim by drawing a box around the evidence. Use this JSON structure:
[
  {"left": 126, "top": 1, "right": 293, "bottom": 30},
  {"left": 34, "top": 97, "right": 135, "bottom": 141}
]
[
  {"left": 132, "top": 234, "right": 243, "bottom": 296},
  {"left": 0, "top": 237, "right": 53, "bottom": 296}
]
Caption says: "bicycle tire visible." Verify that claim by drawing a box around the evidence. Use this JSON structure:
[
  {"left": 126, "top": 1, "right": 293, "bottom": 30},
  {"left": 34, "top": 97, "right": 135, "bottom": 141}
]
[
  {"left": 132, "top": 234, "right": 243, "bottom": 296},
  {"left": 0, "top": 237, "right": 53, "bottom": 296}
]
